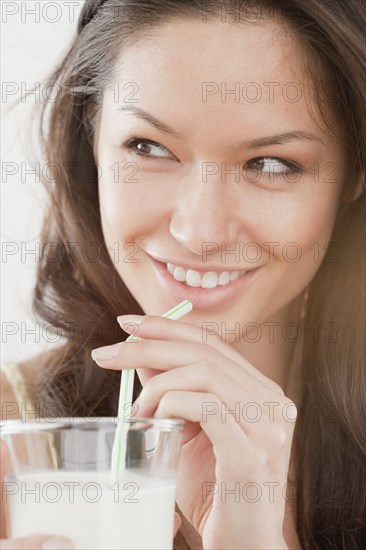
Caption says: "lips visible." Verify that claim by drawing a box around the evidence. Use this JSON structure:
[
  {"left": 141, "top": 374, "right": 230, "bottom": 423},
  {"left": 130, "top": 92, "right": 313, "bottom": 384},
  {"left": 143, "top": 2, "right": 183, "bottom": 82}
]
[{"left": 150, "top": 257, "right": 263, "bottom": 311}]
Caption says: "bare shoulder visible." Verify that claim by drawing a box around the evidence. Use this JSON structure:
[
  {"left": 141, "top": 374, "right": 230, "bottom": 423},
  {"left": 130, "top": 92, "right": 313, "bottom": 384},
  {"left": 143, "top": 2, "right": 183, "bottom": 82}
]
[{"left": 0, "top": 369, "right": 19, "bottom": 420}]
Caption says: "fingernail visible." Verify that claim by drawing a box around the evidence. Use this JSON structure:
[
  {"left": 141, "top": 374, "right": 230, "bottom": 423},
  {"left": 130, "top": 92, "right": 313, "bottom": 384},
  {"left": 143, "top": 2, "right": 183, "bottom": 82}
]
[
  {"left": 117, "top": 314, "right": 143, "bottom": 326},
  {"left": 42, "top": 537, "right": 75, "bottom": 549},
  {"left": 117, "top": 320, "right": 141, "bottom": 336},
  {"left": 91, "top": 344, "right": 119, "bottom": 361}
]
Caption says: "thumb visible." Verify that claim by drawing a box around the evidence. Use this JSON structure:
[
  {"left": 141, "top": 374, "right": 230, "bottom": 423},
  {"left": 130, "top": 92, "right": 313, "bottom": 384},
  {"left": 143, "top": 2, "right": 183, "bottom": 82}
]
[
  {"left": 173, "top": 511, "right": 182, "bottom": 536},
  {"left": 0, "top": 535, "right": 74, "bottom": 549}
]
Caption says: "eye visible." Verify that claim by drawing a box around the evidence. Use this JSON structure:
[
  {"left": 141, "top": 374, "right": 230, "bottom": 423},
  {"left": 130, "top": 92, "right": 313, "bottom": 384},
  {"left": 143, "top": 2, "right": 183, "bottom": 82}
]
[
  {"left": 123, "top": 137, "right": 177, "bottom": 160},
  {"left": 244, "top": 157, "right": 302, "bottom": 180}
]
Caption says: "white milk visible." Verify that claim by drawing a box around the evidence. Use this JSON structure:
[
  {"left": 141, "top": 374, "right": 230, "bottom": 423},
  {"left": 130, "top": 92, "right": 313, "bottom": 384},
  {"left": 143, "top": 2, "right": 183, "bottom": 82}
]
[{"left": 5, "top": 469, "right": 176, "bottom": 549}]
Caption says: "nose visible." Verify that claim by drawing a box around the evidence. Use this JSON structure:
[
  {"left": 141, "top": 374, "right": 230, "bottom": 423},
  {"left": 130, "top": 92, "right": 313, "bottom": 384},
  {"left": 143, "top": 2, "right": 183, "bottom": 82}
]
[{"left": 169, "top": 169, "right": 242, "bottom": 257}]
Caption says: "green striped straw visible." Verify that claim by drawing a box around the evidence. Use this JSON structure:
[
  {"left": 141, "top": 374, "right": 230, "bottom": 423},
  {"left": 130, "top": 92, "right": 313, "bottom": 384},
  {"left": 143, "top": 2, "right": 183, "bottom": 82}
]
[{"left": 111, "top": 299, "right": 193, "bottom": 480}]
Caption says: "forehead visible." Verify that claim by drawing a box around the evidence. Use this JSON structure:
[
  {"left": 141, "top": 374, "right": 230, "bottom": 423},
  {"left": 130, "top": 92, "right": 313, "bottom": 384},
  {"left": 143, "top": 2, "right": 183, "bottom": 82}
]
[{"left": 105, "top": 18, "right": 332, "bottom": 142}]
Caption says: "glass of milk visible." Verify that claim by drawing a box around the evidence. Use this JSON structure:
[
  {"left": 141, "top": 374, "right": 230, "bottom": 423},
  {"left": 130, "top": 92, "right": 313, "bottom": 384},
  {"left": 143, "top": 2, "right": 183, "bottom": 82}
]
[{"left": 1, "top": 416, "right": 185, "bottom": 550}]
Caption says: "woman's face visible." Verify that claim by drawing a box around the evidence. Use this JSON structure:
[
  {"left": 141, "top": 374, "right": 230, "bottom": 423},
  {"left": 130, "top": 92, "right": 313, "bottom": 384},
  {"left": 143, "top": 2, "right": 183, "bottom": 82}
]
[{"left": 95, "top": 18, "right": 345, "bottom": 335}]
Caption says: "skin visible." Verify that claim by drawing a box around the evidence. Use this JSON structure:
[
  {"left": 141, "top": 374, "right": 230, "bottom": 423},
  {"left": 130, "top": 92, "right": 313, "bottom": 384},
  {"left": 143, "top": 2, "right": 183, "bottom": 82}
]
[
  {"left": 93, "top": 18, "right": 345, "bottom": 389},
  {"left": 89, "top": 18, "right": 348, "bottom": 549}
]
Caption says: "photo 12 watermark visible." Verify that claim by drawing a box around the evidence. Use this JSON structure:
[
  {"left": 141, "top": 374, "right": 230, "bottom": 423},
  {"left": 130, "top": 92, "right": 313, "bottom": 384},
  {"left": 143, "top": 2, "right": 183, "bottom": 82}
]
[{"left": 2, "top": 479, "right": 140, "bottom": 505}]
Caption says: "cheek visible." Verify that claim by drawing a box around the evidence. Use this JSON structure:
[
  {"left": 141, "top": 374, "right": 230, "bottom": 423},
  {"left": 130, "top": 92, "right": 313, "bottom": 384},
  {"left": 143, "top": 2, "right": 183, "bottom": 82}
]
[
  {"left": 98, "top": 170, "right": 170, "bottom": 244},
  {"left": 257, "top": 191, "right": 340, "bottom": 271},
  {"left": 234, "top": 177, "right": 340, "bottom": 275}
]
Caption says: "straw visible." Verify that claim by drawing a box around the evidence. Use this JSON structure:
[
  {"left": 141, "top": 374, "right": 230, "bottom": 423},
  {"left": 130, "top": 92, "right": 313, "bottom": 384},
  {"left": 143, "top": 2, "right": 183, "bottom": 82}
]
[{"left": 111, "top": 299, "right": 193, "bottom": 480}]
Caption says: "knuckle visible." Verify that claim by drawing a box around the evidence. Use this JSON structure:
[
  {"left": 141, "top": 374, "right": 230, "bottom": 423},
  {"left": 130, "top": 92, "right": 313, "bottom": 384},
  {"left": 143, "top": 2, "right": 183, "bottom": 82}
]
[
  {"left": 159, "top": 392, "right": 172, "bottom": 409},
  {"left": 210, "top": 331, "right": 225, "bottom": 347},
  {"left": 281, "top": 398, "right": 298, "bottom": 422},
  {"left": 271, "top": 426, "right": 288, "bottom": 447},
  {"left": 255, "top": 450, "right": 268, "bottom": 467},
  {"left": 196, "top": 361, "right": 213, "bottom": 379},
  {"left": 272, "top": 382, "right": 285, "bottom": 396},
  {"left": 137, "top": 338, "right": 147, "bottom": 351},
  {"left": 207, "top": 392, "right": 220, "bottom": 407},
  {"left": 142, "top": 376, "right": 157, "bottom": 394},
  {"left": 198, "top": 342, "right": 216, "bottom": 360}
]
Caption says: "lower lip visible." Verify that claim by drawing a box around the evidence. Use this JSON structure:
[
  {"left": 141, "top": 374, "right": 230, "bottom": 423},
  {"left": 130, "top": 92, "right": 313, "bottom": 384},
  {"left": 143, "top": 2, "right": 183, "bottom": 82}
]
[{"left": 151, "top": 259, "right": 263, "bottom": 311}]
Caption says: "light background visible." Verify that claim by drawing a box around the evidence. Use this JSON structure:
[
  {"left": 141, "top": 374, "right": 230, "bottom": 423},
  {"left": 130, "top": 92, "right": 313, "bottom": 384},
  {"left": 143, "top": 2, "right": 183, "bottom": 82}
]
[{"left": 1, "top": 1, "right": 85, "bottom": 364}]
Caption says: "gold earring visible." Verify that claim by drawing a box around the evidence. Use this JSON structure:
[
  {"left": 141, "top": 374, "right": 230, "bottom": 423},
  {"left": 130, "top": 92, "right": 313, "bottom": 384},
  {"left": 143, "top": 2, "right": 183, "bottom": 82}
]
[{"left": 300, "top": 286, "right": 310, "bottom": 320}]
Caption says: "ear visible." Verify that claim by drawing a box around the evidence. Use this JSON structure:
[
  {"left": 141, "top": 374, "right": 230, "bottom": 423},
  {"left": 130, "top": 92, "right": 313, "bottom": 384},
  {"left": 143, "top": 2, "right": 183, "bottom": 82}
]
[
  {"left": 352, "top": 172, "right": 365, "bottom": 201},
  {"left": 343, "top": 171, "right": 365, "bottom": 202}
]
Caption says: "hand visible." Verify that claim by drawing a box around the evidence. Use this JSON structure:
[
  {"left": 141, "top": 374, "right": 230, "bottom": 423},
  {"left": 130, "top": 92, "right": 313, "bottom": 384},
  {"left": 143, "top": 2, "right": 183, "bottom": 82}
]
[
  {"left": 0, "top": 440, "right": 75, "bottom": 549},
  {"left": 92, "top": 315, "right": 298, "bottom": 549}
]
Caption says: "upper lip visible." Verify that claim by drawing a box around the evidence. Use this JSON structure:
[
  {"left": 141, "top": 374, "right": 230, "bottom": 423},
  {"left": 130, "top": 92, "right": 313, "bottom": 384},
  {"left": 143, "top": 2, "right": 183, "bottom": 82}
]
[{"left": 148, "top": 253, "right": 261, "bottom": 273}]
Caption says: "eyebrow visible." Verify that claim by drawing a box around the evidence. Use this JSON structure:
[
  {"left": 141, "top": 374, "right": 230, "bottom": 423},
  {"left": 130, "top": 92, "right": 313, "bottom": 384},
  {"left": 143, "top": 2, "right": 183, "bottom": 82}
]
[
  {"left": 118, "top": 106, "right": 188, "bottom": 143},
  {"left": 117, "top": 105, "right": 325, "bottom": 148}
]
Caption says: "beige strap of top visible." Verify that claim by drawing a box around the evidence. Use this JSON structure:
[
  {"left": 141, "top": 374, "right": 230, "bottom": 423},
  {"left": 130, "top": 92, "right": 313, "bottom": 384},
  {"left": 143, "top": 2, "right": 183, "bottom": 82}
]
[
  {"left": 1, "top": 361, "right": 36, "bottom": 418},
  {"left": 1, "top": 361, "right": 60, "bottom": 467}
]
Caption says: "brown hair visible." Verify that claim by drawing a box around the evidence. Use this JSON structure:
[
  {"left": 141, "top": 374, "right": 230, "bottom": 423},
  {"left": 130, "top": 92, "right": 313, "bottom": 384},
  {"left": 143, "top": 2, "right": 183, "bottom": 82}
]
[{"left": 21, "top": 1, "right": 366, "bottom": 548}]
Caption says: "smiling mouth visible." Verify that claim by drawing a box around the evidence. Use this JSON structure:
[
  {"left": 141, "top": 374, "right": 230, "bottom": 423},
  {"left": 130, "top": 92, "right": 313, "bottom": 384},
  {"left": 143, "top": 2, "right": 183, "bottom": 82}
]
[
  {"left": 149, "top": 256, "right": 263, "bottom": 310},
  {"left": 165, "top": 261, "right": 248, "bottom": 289}
]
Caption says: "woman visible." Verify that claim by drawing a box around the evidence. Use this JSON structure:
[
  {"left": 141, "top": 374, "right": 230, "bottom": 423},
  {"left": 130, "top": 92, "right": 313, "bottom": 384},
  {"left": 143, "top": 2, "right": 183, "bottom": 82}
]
[{"left": 1, "top": 0, "right": 365, "bottom": 548}]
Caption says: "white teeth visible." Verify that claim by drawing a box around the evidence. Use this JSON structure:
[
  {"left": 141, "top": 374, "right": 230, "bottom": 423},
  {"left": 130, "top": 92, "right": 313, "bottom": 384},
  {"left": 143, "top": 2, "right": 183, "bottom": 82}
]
[
  {"left": 186, "top": 269, "right": 201, "bottom": 287},
  {"left": 166, "top": 263, "right": 247, "bottom": 288},
  {"left": 218, "top": 271, "right": 230, "bottom": 286},
  {"left": 201, "top": 272, "right": 218, "bottom": 289},
  {"left": 173, "top": 266, "right": 186, "bottom": 282}
]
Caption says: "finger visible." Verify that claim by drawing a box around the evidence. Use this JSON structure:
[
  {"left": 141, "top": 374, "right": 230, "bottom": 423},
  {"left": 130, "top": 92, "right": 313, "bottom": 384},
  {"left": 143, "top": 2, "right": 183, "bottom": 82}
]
[
  {"left": 0, "top": 535, "right": 74, "bottom": 549},
  {"left": 137, "top": 362, "right": 246, "bottom": 418},
  {"left": 94, "top": 323, "right": 284, "bottom": 397},
  {"left": 152, "top": 390, "right": 267, "bottom": 471},
  {"left": 92, "top": 338, "right": 282, "bottom": 397},
  {"left": 136, "top": 366, "right": 162, "bottom": 387},
  {"left": 118, "top": 314, "right": 248, "bottom": 365},
  {"left": 117, "top": 315, "right": 284, "bottom": 394},
  {"left": 93, "top": 338, "right": 217, "bottom": 370},
  {"left": 136, "top": 364, "right": 294, "bottom": 450}
]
